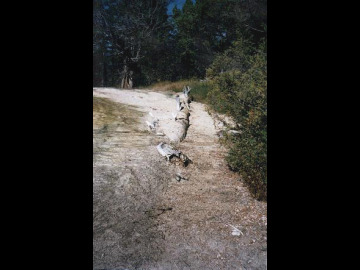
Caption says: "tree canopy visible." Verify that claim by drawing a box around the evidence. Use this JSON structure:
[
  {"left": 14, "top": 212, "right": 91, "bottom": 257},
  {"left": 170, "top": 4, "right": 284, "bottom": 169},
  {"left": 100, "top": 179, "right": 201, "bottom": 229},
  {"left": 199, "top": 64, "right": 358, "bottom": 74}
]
[{"left": 93, "top": 0, "right": 267, "bottom": 87}]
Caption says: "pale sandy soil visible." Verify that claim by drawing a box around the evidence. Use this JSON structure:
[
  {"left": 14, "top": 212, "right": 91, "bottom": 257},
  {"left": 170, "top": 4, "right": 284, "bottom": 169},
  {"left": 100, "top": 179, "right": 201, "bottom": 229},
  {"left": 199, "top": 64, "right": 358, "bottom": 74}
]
[{"left": 93, "top": 87, "right": 267, "bottom": 270}]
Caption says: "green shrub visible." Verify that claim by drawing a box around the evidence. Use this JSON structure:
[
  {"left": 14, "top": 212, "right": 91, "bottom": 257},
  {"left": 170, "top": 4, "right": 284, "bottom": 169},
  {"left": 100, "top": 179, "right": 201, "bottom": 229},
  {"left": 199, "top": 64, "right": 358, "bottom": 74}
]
[
  {"left": 207, "top": 38, "right": 267, "bottom": 201},
  {"left": 206, "top": 37, "right": 253, "bottom": 78}
]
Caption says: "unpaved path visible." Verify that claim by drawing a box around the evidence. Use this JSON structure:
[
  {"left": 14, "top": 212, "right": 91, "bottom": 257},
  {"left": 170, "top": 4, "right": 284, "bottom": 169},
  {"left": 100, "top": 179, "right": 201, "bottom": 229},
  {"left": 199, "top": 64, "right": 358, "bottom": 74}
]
[{"left": 93, "top": 88, "right": 267, "bottom": 270}]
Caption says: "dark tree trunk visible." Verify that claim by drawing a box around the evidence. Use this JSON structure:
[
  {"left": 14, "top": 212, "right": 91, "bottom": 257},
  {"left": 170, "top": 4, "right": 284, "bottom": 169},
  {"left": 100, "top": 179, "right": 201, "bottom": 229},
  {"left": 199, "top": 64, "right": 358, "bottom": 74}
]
[
  {"left": 120, "top": 60, "right": 133, "bottom": 89},
  {"left": 102, "top": 53, "right": 108, "bottom": 87}
]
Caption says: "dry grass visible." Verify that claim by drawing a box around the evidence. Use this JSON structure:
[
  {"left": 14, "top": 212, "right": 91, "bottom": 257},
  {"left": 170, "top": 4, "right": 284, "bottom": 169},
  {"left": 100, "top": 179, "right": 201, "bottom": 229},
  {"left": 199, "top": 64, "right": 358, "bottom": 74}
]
[
  {"left": 147, "top": 79, "right": 212, "bottom": 103},
  {"left": 147, "top": 80, "right": 195, "bottom": 92}
]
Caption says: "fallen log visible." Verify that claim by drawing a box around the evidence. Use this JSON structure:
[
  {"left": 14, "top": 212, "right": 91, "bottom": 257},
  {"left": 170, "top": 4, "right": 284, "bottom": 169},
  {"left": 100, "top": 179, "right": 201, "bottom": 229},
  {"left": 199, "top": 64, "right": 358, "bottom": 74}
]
[
  {"left": 173, "top": 91, "right": 191, "bottom": 142},
  {"left": 182, "top": 86, "right": 191, "bottom": 110},
  {"left": 147, "top": 89, "right": 191, "bottom": 142}
]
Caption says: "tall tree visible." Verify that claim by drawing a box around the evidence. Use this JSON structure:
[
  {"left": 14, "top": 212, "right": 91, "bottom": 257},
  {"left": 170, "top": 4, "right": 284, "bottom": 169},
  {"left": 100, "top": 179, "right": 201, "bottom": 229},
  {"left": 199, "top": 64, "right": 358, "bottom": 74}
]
[
  {"left": 93, "top": 0, "right": 170, "bottom": 88},
  {"left": 170, "top": 0, "right": 267, "bottom": 79}
]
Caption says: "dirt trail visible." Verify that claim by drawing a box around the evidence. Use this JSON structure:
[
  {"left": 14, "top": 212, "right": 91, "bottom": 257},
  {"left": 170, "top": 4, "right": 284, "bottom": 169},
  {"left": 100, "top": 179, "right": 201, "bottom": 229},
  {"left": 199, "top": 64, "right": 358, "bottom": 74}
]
[{"left": 93, "top": 88, "right": 267, "bottom": 270}]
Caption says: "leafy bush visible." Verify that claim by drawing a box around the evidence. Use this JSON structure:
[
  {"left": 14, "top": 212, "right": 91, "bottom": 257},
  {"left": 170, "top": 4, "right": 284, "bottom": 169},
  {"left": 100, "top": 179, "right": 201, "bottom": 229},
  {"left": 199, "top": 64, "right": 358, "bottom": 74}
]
[
  {"left": 206, "top": 37, "right": 253, "bottom": 78},
  {"left": 207, "top": 39, "right": 267, "bottom": 201}
]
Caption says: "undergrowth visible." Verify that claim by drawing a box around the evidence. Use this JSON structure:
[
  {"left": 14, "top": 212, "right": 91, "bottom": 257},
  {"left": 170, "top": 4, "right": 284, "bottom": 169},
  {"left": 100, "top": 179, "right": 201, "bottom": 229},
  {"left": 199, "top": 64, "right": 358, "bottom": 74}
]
[{"left": 207, "top": 38, "right": 267, "bottom": 201}]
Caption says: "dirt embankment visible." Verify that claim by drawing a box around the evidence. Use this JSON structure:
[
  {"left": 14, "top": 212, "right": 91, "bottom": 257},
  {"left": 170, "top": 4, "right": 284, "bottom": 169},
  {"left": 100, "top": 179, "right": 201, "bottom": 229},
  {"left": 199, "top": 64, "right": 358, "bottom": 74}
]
[{"left": 93, "top": 88, "right": 267, "bottom": 270}]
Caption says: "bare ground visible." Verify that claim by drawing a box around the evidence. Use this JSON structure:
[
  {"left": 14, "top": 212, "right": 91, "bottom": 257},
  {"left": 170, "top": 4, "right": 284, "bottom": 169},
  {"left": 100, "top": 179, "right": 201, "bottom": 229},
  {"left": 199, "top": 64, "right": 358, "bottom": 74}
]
[{"left": 93, "top": 88, "right": 267, "bottom": 270}]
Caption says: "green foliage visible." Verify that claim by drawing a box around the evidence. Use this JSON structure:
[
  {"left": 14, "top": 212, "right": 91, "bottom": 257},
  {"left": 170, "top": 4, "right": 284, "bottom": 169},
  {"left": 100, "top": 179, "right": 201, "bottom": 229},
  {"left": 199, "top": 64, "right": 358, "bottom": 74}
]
[
  {"left": 188, "top": 81, "right": 211, "bottom": 103},
  {"left": 206, "top": 38, "right": 267, "bottom": 201},
  {"left": 94, "top": 0, "right": 267, "bottom": 86},
  {"left": 93, "top": 0, "right": 170, "bottom": 87},
  {"left": 206, "top": 37, "right": 253, "bottom": 78}
]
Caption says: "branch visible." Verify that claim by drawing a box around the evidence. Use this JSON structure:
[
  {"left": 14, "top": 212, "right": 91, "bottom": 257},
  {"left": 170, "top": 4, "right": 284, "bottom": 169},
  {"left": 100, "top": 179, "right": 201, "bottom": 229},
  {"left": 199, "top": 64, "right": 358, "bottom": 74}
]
[{"left": 244, "top": 24, "right": 265, "bottom": 33}]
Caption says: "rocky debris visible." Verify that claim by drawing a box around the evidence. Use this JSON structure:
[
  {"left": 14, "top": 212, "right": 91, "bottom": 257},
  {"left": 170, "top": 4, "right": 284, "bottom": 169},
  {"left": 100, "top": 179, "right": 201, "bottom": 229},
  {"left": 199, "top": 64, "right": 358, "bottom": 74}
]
[
  {"left": 175, "top": 173, "right": 188, "bottom": 182},
  {"left": 156, "top": 142, "right": 181, "bottom": 161},
  {"left": 156, "top": 142, "right": 192, "bottom": 167},
  {"left": 145, "top": 120, "right": 158, "bottom": 130},
  {"left": 228, "top": 129, "right": 242, "bottom": 135},
  {"left": 211, "top": 111, "right": 242, "bottom": 138},
  {"left": 146, "top": 111, "right": 160, "bottom": 132}
]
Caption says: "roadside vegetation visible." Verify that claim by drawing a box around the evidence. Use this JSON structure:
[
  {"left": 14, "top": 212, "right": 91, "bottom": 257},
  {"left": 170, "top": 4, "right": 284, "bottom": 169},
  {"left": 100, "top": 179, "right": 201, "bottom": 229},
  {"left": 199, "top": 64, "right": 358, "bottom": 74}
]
[{"left": 213, "top": 40, "right": 266, "bottom": 201}]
